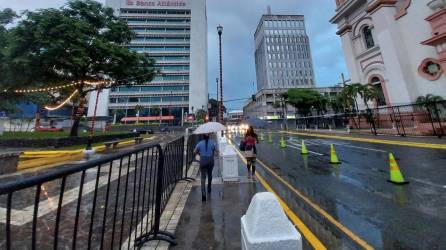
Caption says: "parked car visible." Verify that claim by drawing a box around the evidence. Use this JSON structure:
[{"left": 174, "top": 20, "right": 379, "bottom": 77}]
[{"left": 160, "top": 127, "right": 170, "bottom": 133}]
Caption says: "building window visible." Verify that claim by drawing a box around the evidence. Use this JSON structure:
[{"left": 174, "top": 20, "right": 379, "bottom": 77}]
[
  {"left": 363, "top": 26, "right": 375, "bottom": 49},
  {"left": 370, "top": 77, "right": 387, "bottom": 106}
]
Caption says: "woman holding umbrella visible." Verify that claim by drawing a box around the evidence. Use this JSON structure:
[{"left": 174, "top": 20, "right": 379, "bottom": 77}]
[{"left": 193, "top": 122, "right": 225, "bottom": 201}]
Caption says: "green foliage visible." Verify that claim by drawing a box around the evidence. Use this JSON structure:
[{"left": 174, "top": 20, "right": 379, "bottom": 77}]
[
  {"left": 416, "top": 94, "right": 444, "bottom": 104},
  {"left": 3, "top": 0, "right": 156, "bottom": 136},
  {"left": 208, "top": 98, "right": 225, "bottom": 118},
  {"left": 196, "top": 109, "right": 207, "bottom": 121},
  {"left": 283, "top": 88, "right": 325, "bottom": 116}
]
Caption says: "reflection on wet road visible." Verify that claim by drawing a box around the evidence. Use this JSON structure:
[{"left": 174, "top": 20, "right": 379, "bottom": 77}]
[{"left": 232, "top": 132, "right": 446, "bottom": 249}]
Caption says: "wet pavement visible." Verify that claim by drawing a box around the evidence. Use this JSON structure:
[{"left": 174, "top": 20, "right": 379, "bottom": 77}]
[
  {"left": 0, "top": 133, "right": 181, "bottom": 249},
  {"left": 231, "top": 132, "right": 446, "bottom": 249},
  {"left": 171, "top": 155, "right": 268, "bottom": 250}
]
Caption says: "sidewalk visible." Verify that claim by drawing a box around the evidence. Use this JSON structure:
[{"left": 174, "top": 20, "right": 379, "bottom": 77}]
[{"left": 144, "top": 150, "right": 265, "bottom": 250}]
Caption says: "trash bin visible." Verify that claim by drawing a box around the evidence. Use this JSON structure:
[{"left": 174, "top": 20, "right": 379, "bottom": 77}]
[{"left": 221, "top": 145, "right": 238, "bottom": 181}]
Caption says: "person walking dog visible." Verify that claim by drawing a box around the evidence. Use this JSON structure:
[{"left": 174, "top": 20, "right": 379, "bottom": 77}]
[{"left": 194, "top": 134, "right": 217, "bottom": 201}]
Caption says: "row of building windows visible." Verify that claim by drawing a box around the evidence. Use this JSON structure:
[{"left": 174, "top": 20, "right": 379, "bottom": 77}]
[
  {"left": 132, "top": 37, "right": 190, "bottom": 43},
  {"left": 270, "top": 78, "right": 313, "bottom": 86},
  {"left": 132, "top": 28, "right": 190, "bottom": 33},
  {"left": 112, "top": 85, "right": 189, "bottom": 92},
  {"left": 150, "top": 55, "right": 189, "bottom": 61},
  {"left": 129, "top": 46, "right": 190, "bottom": 52},
  {"left": 265, "top": 29, "right": 306, "bottom": 36},
  {"left": 270, "top": 69, "right": 313, "bottom": 78},
  {"left": 126, "top": 18, "right": 190, "bottom": 25},
  {"left": 264, "top": 20, "right": 305, "bottom": 29},
  {"left": 121, "top": 9, "right": 191, "bottom": 15},
  {"left": 267, "top": 45, "right": 310, "bottom": 52},
  {"left": 153, "top": 75, "right": 189, "bottom": 81},
  {"left": 266, "top": 36, "right": 309, "bottom": 44},
  {"left": 155, "top": 65, "right": 189, "bottom": 71},
  {"left": 110, "top": 96, "right": 189, "bottom": 104},
  {"left": 268, "top": 54, "right": 312, "bottom": 68},
  {"left": 267, "top": 44, "right": 309, "bottom": 53},
  {"left": 267, "top": 52, "right": 310, "bottom": 61}
]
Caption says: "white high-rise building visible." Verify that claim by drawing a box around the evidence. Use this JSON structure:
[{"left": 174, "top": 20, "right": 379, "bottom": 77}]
[
  {"left": 254, "top": 11, "right": 316, "bottom": 91},
  {"left": 89, "top": 0, "right": 208, "bottom": 125}
]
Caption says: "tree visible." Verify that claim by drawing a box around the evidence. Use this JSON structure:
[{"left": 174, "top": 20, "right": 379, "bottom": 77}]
[
  {"left": 6, "top": 0, "right": 156, "bottom": 136},
  {"left": 283, "top": 88, "right": 323, "bottom": 117},
  {"left": 208, "top": 98, "right": 226, "bottom": 120},
  {"left": 416, "top": 94, "right": 444, "bottom": 104},
  {"left": 268, "top": 94, "right": 289, "bottom": 130},
  {"left": 196, "top": 109, "right": 207, "bottom": 123},
  {"left": 151, "top": 105, "right": 161, "bottom": 126},
  {"left": 357, "top": 84, "right": 379, "bottom": 110}
]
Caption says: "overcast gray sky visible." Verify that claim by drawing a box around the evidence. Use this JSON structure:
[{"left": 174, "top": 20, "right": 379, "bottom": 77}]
[{"left": 1, "top": 0, "right": 348, "bottom": 110}]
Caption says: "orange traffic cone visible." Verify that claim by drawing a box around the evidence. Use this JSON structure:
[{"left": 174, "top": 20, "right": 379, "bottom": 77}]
[{"left": 388, "top": 153, "right": 409, "bottom": 185}]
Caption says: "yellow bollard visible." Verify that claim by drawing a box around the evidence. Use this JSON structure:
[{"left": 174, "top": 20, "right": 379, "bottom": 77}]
[
  {"left": 329, "top": 144, "right": 341, "bottom": 164},
  {"left": 260, "top": 133, "right": 265, "bottom": 141},
  {"left": 268, "top": 134, "right": 273, "bottom": 143}
]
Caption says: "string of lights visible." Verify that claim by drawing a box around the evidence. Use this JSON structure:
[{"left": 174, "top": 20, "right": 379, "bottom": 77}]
[{"left": 44, "top": 90, "right": 79, "bottom": 111}]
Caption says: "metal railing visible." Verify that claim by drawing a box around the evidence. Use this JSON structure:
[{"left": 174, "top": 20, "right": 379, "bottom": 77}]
[
  {"left": 295, "top": 101, "right": 446, "bottom": 138},
  {"left": 0, "top": 136, "right": 188, "bottom": 249}
]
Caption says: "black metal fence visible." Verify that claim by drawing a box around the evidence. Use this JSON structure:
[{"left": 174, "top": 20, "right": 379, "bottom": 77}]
[
  {"left": 295, "top": 101, "right": 446, "bottom": 138},
  {"left": 0, "top": 136, "right": 188, "bottom": 249}
]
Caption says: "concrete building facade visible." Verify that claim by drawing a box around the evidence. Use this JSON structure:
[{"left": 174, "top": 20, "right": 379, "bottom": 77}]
[
  {"left": 254, "top": 12, "right": 316, "bottom": 91},
  {"left": 331, "top": 0, "right": 446, "bottom": 107},
  {"left": 88, "top": 0, "right": 208, "bottom": 124}
]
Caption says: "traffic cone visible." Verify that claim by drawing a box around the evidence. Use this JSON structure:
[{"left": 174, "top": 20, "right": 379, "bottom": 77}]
[
  {"left": 280, "top": 136, "right": 286, "bottom": 148},
  {"left": 329, "top": 144, "right": 341, "bottom": 164},
  {"left": 268, "top": 134, "right": 273, "bottom": 143},
  {"left": 388, "top": 153, "right": 409, "bottom": 185},
  {"left": 301, "top": 140, "right": 309, "bottom": 155},
  {"left": 260, "top": 133, "right": 265, "bottom": 141}
]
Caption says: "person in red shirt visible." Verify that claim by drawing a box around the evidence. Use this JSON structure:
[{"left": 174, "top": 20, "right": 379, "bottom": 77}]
[{"left": 243, "top": 126, "right": 258, "bottom": 178}]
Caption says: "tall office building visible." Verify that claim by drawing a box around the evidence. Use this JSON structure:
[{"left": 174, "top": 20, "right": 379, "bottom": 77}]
[
  {"left": 254, "top": 10, "right": 315, "bottom": 91},
  {"left": 88, "top": 0, "right": 208, "bottom": 125}
]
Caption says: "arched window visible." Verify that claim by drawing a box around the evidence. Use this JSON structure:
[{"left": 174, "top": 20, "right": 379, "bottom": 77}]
[
  {"left": 363, "top": 26, "right": 375, "bottom": 49},
  {"left": 370, "top": 77, "right": 387, "bottom": 106}
]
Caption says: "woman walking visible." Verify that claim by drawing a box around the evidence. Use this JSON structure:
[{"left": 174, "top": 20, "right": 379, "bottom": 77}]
[
  {"left": 244, "top": 126, "right": 258, "bottom": 178},
  {"left": 194, "top": 134, "right": 217, "bottom": 201}
]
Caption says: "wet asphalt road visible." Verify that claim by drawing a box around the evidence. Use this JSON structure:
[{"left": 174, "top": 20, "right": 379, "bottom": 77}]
[{"left": 233, "top": 132, "right": 446, "bottom": 250}]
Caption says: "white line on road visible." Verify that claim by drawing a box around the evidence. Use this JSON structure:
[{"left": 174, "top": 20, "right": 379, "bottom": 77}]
[{"left": 287, "top": 142, "right": 324, "bottom": 156}]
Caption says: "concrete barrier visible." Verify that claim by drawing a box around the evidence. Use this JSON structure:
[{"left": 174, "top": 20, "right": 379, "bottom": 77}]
[{"left": 241, "top": 192, "right": 302, "bottom": 250}]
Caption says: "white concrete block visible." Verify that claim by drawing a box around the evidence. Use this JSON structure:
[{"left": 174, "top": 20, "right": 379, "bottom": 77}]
[
  {"left": 241, "top": 192, "right": 302, "bottom": 250},
  {"left": 221, "top": 145, "right": 239, "bottom": 181}
]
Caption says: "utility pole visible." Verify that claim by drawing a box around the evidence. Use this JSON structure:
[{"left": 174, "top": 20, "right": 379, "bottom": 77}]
[{"left": 217, "top": 25, "right": 224, "bottom": 124}]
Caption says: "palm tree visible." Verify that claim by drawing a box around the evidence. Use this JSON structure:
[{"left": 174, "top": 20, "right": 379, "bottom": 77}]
[
  {"left": 416, "top": 94, "right": 444, "bottom": 105},
  {"left": 358, "top": 85, "right": 379, "bottom": 110}
]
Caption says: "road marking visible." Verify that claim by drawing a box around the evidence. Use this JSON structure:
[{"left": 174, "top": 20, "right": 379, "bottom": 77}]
[
  {"left": 282, "top": 131, "right": 446, "bottom": 150},
  {"left": 287, "top": 142, "right": 325, "bottom": 156},
  {"left": 229, "top": 137, "right": 375, "bottom": 250},
  {"left": 255, "top": 158, "right": 374, "bottom": 250},
  {"left": 233, "top": 147, "right": 327, "bottom": 250}
]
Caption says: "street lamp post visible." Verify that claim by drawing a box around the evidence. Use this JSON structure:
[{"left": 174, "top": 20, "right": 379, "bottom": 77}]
[{"left": 217, "top": 25, "right": 224, "bottom": 124}]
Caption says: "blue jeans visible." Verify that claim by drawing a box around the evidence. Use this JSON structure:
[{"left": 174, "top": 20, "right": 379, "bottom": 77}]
[{"left": 200, "top": 156, "right": 214, "bottom": 196}]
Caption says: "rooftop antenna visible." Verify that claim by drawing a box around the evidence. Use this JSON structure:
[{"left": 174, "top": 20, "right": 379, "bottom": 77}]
[{"left": 267, "top": 5, "right": 272, "bottom": 15}]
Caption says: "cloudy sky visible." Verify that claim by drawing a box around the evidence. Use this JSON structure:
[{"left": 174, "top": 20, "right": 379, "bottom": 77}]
[{"left": 0, "top": 0, "right": 348, "bottom": 110}]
